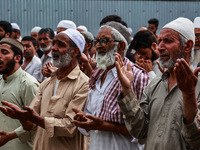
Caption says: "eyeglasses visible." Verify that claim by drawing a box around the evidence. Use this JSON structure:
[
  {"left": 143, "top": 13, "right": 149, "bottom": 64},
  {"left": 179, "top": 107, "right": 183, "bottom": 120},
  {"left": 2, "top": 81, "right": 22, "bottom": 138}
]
[
  {"left": 195, "top": 33, "right": 200, "bottom": 40},
  {"left": 93, "top": 38, "right": 120, "bottom": 47}
]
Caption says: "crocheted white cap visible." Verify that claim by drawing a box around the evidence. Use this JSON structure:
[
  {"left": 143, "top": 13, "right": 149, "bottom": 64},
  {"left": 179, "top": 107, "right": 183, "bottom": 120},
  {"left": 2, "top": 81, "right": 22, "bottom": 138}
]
[
  {"left": 57, "top": 20, "right": 76, "bottom": 30},
  {"left": 60, "top": 29, "right": 85, "bottom": 53},
  {"left": 163, "top": 17, "right": 195, "bottom": 43}
]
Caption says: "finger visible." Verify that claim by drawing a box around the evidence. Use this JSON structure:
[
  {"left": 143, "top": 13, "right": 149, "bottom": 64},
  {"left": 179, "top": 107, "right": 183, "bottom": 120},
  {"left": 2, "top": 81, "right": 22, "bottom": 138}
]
[
  {"left": 86, "top": 114, "right": 98, "bottom": 121},
  {"left": 72, "top": 108, "right": 81, "bottom": 114},
  {"left": 127, "top": 62, "right": 132, "bottom": 72},
  {"left": 24, "top": 106, "right": 34, "bottom": 113},
  {"left": 156, "top": 60, "right": 164, "bottom": 73},
  {"left": 194, "top": 67, "right": 200, "bottom": 77},
  {"left": 179, "top": 58, "right": 192, "bottom": 74},
  {"left": 1, "top": 101, "right": 18, "bottom": 110}
]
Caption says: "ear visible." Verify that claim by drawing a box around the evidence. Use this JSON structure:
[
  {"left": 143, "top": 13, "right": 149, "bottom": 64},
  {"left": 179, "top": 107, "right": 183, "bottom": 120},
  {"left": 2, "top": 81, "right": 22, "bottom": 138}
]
[
  {"left": 117, "top": 41, "right": 126, "bottom": 57},
  {"left": 71, "top": 47, "right": 80, "bottom": 58},
  {"left": 183, "top": 40, "right": 193, "bottom": 54},
  {"left": 14, "top": 55, "right": 22, "bottom": 63},
  {"left": 151, "top": 42, "right": 157, "bottom": 51},
  {"left": 5, "top": 33, "right": 10, "bottom": 38}
]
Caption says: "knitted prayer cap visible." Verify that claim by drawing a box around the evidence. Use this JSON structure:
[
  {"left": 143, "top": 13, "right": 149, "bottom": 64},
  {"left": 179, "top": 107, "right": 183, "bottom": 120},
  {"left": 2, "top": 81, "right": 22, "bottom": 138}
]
[
  {"left": 163, "top": 17, "right": 195, "bottom": 43},
  {"left": 104, "top": 21, "right": 132, "bottom": 44},
  {"left": 0, "top": 38, "right": 24, "bottom": 53}
]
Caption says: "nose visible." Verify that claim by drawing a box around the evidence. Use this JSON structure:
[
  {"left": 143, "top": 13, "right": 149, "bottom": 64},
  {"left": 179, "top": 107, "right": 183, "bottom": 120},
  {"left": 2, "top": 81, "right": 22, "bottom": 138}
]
[{"left": 51, "top": 44, "right": 58, "bottom": 52}]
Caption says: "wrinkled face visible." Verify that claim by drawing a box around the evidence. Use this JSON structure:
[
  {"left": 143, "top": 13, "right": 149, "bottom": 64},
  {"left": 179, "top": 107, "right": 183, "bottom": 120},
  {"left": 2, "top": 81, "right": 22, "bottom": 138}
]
[
  {"left": 38, "top": 33, "right": 52, "bottom": 51},
  {"left": 158, "top": 28, "right": 183, "bottom": 69},
  {"left": 31, "top": 32, "right": 39, "bottom": 41},
  {"left": 148, "top": 24, "right": 157, "bottom": 34},
  {"left": 0, "top": 26, "right": 6, "bottom": 40},
  {"left": 22, "top": 40, "right": 35, "bottom": 59},
  {"left": 0, "top": 43, "right": 16, "bottom": 74},
  {"left": 95, "top": 28, "right": 118, "bottom": 70},
  {"left": 51, "top": 33, "right": 72, "bottom": 68}
]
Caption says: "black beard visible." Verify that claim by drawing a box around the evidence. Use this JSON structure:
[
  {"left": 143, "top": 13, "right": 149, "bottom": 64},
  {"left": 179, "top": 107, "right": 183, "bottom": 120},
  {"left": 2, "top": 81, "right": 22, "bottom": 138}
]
[{"left": 0, "top": 57, "right": 15, "bottom": 75}]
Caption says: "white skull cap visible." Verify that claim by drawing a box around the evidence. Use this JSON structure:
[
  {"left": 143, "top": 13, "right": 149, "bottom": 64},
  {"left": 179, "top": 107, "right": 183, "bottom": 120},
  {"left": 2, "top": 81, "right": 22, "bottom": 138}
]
[
  {"left": 11, "top": 23, "right": 20, "bottom": 30},
  {"left": 194, "top": 17, "right": 200, "bottom": 28},
  {"left": 31, "top": 26, "right": 42, "bottom": 33},
  {"left": 57, "top": 20, "right": 76, "bottom": 30},
  {"left": 60, "top": 29, "right": 85, "bottom": 53},
  {"left": 163, "top": 17, "right": 195, "bottom": 43}
]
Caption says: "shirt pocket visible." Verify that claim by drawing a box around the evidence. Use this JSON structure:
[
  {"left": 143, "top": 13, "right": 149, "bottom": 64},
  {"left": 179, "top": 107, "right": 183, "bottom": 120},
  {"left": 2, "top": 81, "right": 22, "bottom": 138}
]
[{"left": 47, "top": 95, "right": 68, "bottom": 118}]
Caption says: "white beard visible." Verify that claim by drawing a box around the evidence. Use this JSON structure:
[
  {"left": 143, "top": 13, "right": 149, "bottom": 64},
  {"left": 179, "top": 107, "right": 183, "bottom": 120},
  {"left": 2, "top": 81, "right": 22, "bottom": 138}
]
[
  {"left": 193, "top": 48, "right": 200, "bottom": 66},
  {"left": 52, "top": 51, "right": 72, "bottom": 68},
  {"left": 96, "top": 44, "right": 118, "bottom": 70},
  {"left": 40, "top": 44, "right": 51, "bottom": 52}
]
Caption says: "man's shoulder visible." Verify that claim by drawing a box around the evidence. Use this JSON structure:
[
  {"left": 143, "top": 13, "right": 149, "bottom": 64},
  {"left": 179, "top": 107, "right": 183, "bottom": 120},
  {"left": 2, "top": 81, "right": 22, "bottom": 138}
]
[{"left": 20, "top": 70, "right": 40, "bottom": 86}]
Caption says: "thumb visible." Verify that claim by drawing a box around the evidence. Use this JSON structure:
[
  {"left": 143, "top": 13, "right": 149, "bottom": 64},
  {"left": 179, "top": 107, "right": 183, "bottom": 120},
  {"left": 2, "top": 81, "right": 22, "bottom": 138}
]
[
  {"left": 72, "top": 108, "right": 81, "bottom": 114},
  {"left": 127, "top": 62, "right": 132, "bottom": 72},
  {"left": 194, "top": 67, "right": 200, "bottom": 77}
]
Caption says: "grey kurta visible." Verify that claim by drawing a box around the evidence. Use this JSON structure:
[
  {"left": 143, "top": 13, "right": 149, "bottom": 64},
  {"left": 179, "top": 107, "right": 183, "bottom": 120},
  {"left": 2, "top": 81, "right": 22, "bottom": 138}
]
[
  {"left": 118, "top": 72, "right": 200, "bottom": 150},
  {"left": 0, "top": 67, "right": 39, "bottom": 150}
]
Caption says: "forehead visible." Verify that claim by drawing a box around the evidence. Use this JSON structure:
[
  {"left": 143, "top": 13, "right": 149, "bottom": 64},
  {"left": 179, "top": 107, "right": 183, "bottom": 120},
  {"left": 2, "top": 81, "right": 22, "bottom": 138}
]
[
  {"left": 54, "top": 33, "right": 70, "bottom": 43},
  {"left": 0, "top": 43, "right": 13, "bottom": 51},
  {"left": 22, "top": 40, "right": 33, "bottom": 45},
  {"left": 96, "top": 28, "right": 112, "bottom": 38},
  {"left": 160, "top": 28, "right": 179, "bottom": 39},
  {"left": 195, "top": 28, "right": 200, "bottom": 34},
  {"left": 39, "top": 33, "right": 50, "bottom": 38}
]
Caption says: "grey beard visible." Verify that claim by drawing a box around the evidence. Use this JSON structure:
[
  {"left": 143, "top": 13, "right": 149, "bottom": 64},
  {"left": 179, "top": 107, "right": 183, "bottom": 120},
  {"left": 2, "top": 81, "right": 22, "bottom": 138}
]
[
  {"left": 96, "top": 45, "right": 118, "bottom": 70},
  {"left": 52, "top": 51, "right": 72, "bottom": 68}
]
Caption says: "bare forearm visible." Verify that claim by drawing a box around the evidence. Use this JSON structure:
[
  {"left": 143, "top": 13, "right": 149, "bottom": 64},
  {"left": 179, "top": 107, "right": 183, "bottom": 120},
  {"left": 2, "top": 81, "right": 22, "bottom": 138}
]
[
  {"left": 183, "top": 92, "right": 198, "bottom": 124},
  {"left": 98, "top": 122, "right": 130, "bottom": 136}
]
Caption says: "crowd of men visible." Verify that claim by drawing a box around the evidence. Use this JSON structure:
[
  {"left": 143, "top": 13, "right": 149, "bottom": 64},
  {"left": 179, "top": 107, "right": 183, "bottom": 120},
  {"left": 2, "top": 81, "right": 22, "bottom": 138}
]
[{"left": 0, "top": 15, "right": 199, "bottom": 150}]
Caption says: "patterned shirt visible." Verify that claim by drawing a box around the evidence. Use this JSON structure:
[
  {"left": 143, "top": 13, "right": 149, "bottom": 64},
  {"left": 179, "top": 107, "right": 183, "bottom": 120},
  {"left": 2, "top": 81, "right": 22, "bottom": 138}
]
[{"left": 97, "top": 57, "right": 149, "bottom": 124}]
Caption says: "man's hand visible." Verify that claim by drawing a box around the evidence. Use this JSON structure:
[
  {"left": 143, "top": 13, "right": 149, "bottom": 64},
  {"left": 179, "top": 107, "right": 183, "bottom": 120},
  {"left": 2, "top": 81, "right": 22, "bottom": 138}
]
[
  {"left": 0, "top": 131, "right": 17, "bottom": 147},
  {"left": 174, "top": 58, "right": 200, "bottom": 124},
  {"left": 72, "top": 108, "right": 87, "bottom": 122},
  {"left": 115, "top": 53, "right": 133, "bottom": 96},
  {"left": 72, "top": 114, "right": 104, "bottom": 131},
  {"left": 174, "top": 58, "right": 200, "bottom": 94}
]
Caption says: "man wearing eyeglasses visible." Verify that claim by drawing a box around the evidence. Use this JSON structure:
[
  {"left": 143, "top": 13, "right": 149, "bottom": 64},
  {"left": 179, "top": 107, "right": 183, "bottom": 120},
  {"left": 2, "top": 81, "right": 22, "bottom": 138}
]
[
  {"left": 193, "top": 17, "right": 200, "bottom": 69},
  {"left": 73, "top": 21, "right": 149, "bottom": 150}
]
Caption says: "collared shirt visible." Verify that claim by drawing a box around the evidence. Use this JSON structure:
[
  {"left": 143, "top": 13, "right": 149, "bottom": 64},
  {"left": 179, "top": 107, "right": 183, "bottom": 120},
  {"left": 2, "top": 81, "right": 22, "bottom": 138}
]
[
  {"left": 23, "top": 55, "right": 42, "bottom": 81},
  {"left": 39, "top": 51, "right": 53, "bottom": 82},
  {"left": 99, "top": 57, "right": 149, "bottom": 124},
  {"left": 0, "top": 67, "right": 39, "bottom": 150},
  {"left": 29, "top": 65, "right": 89, "bottom": 150},
  {"left": 118, "top": 71, "right": 200, "bottom": 150},
  {"left": 81, "top": 58, "right": 148, "bottom": 150}
]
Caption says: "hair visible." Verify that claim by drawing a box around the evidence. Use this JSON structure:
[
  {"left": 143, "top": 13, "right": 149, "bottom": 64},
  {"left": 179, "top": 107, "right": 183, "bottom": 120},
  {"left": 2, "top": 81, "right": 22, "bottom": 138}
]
[
  {"left": 38, "top": 28, "right": 55, "bottom": 39},
  {"left": 0, "top": 21, "right": 12, "bottom": 37},
  {"left": 100, "top": 25, "right": 128, "bottom": 57},
  {"left": 11, "top": 45, "right": 23, "bottom": 65},
  {"left": 130, "top": 30, "right": 158, "bottom": 62},
  {"left": 22, "top": 36, "right": 38, "bottom": 47},
  {"left": 179, "top": 34, "right": 194, "bottom": 62},
  {"left": 148, "top": 18, "right": 159, "bottom": 27},
  {"left": 100, "top": 14, "right": 128, "bottom": 27}
]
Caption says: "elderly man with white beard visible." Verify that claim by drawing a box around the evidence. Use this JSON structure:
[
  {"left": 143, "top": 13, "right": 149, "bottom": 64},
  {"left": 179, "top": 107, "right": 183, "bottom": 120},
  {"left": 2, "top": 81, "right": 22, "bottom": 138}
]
[
  {"left": 0, "top": 29, "right": 89, "bottom": 150},
  {"left": 72, "top": 21, "right": 149, "bottom": 150}
]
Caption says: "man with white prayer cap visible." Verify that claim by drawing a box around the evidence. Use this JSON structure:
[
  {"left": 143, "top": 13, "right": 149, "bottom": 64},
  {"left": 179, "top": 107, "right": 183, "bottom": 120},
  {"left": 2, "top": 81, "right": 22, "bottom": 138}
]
[
  {"left": 193, "top": 17, "right": 200, "bottom": 68},
  {"left": 77, "top": 25, "right": 88, "bottom": 32},
  {"left": 56, "top": 20, "right": 76, "bottom": 34},
  {"left": 116, "top": 17, "right": 200, "bottom": 150},
  {"left": 0, "top": 29, "right": 89, "bottom": 150},
  {"left": 31, "top": 26, "right": 42, "bottom": 42},
  {"left": 11, "top": 23, "right": 22, "bottom": 42}
]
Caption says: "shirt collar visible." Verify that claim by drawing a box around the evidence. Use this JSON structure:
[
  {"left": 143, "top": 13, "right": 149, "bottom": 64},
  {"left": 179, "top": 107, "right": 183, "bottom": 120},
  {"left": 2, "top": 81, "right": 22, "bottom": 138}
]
[
  {"left": 52, "top": 65, "right": 80, "bottom": 80},
  {"left": 3, "top": 67, "right": 23, "bottom": 81}
]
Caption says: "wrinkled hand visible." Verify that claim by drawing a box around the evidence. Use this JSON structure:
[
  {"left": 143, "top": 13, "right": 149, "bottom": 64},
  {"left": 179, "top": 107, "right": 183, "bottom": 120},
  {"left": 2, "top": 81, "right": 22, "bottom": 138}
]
[
  {"left": 72, "top": 108, "right": 87, "bottom": 122},
  {"left": 115, "top": 53, "right": 133, "bottom": 96},
  {"left": 42, "top": 66, "right": 51, "bottom": 77},
  {"left": 174, "top": 59, "right": 200, "bottom": 94},
  {"left": 46, "top": 62, "right": 57, "bottom": 74},
  {"left": 72, "top": 114, "right": 104, "bottom": 131},
  {"left": 0, "top": 101, "right": 35, "bottom": 122},
  {"left": 156, "top": 61, "right": 167, "bottom": 73},
  {"left": 0, "top": 131, "right": 17, "bottom": 147}
]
